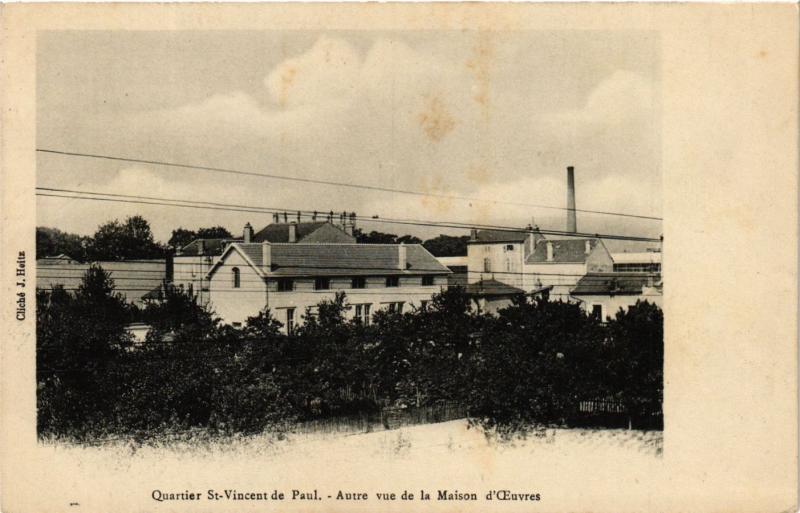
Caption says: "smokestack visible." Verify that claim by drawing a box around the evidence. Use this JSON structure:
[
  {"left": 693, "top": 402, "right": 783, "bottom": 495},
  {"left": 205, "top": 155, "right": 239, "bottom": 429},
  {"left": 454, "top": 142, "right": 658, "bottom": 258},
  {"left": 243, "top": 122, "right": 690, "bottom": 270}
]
[
  {"left": 566, "top": 166, "right": 577, "bottom": 233},
  {"left": 398, "top": 243, "right": 407, "bottom": 270},
  {"left": 288, "top": 223, "right": 297, "bottom": 243},
  {"left": 243, "top": 222, "right": 254, "bottom": 244}
]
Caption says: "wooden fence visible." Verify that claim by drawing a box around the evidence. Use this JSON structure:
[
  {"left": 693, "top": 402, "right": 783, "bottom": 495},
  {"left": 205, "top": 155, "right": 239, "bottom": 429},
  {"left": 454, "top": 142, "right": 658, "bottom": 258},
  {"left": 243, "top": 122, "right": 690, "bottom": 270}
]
[{"left": 291, "top": 401, "right": 467, "bottom": 438}]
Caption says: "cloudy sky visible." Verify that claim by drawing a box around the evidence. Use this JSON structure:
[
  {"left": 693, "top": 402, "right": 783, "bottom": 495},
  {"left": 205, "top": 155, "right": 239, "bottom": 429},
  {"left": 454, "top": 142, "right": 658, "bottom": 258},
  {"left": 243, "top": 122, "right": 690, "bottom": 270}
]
[{"left": 37, "top": 30, "right": 662, "bottom": 249}]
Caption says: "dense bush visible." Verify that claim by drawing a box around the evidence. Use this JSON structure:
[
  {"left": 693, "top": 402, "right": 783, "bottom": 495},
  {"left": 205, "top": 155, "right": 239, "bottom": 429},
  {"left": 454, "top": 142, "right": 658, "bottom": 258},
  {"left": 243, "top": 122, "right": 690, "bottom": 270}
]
[{"left": 37, "top": 270, "right": 663, "bottom": 441}]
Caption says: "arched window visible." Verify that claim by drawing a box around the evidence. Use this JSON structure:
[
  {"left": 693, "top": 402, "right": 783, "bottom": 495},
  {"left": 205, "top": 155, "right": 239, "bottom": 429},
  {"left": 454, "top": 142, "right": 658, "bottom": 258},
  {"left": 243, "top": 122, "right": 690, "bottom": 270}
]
[{"left": 232, "top": 267, "right": 240, "bottom": 288}]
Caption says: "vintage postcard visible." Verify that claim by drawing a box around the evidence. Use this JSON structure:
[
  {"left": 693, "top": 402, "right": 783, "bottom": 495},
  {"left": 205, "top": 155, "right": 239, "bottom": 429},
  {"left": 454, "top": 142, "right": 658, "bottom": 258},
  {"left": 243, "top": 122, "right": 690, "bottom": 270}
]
[{"left": 1, "top": 3, "right": 797, "bottom": 513}]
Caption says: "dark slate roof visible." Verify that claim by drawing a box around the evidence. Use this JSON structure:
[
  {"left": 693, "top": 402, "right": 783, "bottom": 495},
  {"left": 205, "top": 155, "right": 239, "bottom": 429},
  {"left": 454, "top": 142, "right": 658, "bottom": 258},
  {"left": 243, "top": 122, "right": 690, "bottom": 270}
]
[
  {"left": 213, "top": 243, "right": 451, "bottom": 278},
  {"left": 252, "top": 222, "right": 355, "bottom": 243},
  {"left": 469, "top": 229, "right": 529, "bottom": 243},
  {"left": 179, "top": 238, "right": 241, "bottom": 256},
  {"left": 570, "top": 273, "right": 661, "bottom": 295},
  {"left": 465, "top": 279, "right": 525, "bottom": 297},
  {"left": 526, "top": 238, "right": 600, "bottom": 264},
  {"left": 446, "top": 267, "right": 468, "bottom": 288}
]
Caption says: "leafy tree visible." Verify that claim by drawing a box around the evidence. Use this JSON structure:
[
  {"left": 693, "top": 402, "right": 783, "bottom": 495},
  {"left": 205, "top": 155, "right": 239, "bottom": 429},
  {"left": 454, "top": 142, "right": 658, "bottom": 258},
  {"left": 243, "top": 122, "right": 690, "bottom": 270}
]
[
  {"left": 87, "top": 215, "right": 165, "bottom": 260},
  {"left": 169, "top": 226, "right": 233, "bottom": 250},
  {"left": 168, "top": 228, "right": 197, "bottom": 250},
  {"left": 422, "top": 234, "right": 470, "bottom": 257},
  {"left": 197, "top": 226, "right": 233, "bottom": 239},
  {"left": 37, "top": 266, "right": 134, "bottom": 438},
  {"left": 36, "top": 227, "right": 90, "bottom": 260},
  {"left": 353, "top": 229, "right": 421, "bottom": 245},
  {"left": 604, "top": 301, "right": 663, "bottom": 427},
  {"left": 466, "top": 297, "right": 607, "bottom": 435}
]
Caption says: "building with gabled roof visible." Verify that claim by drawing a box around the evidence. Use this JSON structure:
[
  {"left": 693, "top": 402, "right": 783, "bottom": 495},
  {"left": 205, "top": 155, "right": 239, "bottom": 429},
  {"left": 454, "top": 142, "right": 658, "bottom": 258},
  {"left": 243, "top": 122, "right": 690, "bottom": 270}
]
[
  {"left": 205, "top": 242, "right": 450, "bottom": 331},
  {"left": 467, "top": 224, "right": 613, "bottom": 300},
  {"left": 173, "top": 219, "right": 356, "bottom": 306},
  {"left": 570, "top": 272, "right": 663, "bottom": 321}
]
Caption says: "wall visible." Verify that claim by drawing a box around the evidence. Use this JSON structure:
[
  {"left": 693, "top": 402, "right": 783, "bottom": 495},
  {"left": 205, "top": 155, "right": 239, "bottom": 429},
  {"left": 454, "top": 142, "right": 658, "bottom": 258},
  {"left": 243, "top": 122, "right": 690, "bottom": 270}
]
[
  {"left": 172, "top": 255, "right": 216, "bottom": 306},
  {"left": 522, "top": 262, "right": 587, "bottom": 300},
  {"left": 207, "top": 250, "right": 267, "bottom": 325},
  {"left": 266, "top": 274, "right": 448, "bottom": 332},
  {"left": 572, "top": 292, "right": 663, "bottom": 322},
  {"left": 36, "top": 259, "right": 166, "bottom": 305},
  {"left": 466, "top": 242, "right": 525, "bottom": 287},
  {"left": 586, "top": 244, "right": 614, "bottom": 273}
]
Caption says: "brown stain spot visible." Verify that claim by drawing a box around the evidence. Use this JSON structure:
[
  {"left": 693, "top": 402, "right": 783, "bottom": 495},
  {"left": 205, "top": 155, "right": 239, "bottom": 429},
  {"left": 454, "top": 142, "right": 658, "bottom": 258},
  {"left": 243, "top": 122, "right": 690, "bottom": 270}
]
[
  {"left": 276, "top": 66, "right": 297, "bottom": 107},
  {"left": 757, "top": 49, "right": 768, "bottom": 59},
  {"left": 466, "top": 32, "right": 494, "bottom": 121},
  {"left": 466, "top": 165, "right": 492, "bottom": 186},
  {"left": 418, "top": 95, "right": 456, "bottom": 143},
  {"left": 417, "top": 175, "right": 457, "bottom": 215}
]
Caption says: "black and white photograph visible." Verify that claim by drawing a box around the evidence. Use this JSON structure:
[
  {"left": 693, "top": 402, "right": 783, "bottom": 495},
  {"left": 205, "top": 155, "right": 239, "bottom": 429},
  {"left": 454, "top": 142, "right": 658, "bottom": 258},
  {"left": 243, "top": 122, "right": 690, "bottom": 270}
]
[
  {"left": 34, "top": 28, "right": 664, "bottom": 450},
  {"left": 1, "top": 4, "right": 796, "bottom": 513}
]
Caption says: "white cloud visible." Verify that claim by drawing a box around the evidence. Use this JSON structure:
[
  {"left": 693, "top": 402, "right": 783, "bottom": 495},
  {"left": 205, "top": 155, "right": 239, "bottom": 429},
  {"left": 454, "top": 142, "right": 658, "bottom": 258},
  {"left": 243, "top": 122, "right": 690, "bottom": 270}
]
[{"left": 39, "top": 35, "right": 661, "bottom": 243}]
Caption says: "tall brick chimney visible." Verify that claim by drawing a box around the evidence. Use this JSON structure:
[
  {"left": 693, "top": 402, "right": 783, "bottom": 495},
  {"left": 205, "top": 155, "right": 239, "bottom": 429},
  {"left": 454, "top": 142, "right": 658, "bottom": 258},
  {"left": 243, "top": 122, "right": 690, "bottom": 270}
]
[
  {"left": 243, "top": 222, "right": 254, "bottom": 244},
  {"left": 566, "top": 166, "right": 577, "bottom": 233},
  {"left": 288, "top": 223, "right": 297, "bottom": 243}
]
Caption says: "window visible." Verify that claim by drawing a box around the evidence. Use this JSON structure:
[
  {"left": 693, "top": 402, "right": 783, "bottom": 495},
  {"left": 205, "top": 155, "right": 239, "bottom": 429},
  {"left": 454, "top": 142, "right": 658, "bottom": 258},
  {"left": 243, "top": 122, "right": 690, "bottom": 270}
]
[
  {"left": 286, "top": 308, "right": 295, "bottom": 335},
  {"left": 591, "top": 304, "right": 604, "bottom": 320},
  {"left": 385, "top": 276, "right": 399, "bottom": 287},
  {"left": 277, "top": 278, "right": 294, "bottom": 292},
  {"left": 387, "top": 302, "right": 404, "bottom": 314},
  {"left": 351, "top": 276, "right": 366, "bottom": 289},
  {"left": 505, "top": 244, "right": 515, "bottom": 251},
  {"left": 483, "top": 258, "right": 492, "bottom": 273},
  {"left": 354, "top": 303, "right": 371, "bottom": 325},
  {"left": 421, "top": 275, "right": 434, "bottom": 286},
  {"left": 231, "top": 267, "right": 240, "bottom": 288},
  {"left": 314, "top": 277, "right": 330, "bottom": 290}
]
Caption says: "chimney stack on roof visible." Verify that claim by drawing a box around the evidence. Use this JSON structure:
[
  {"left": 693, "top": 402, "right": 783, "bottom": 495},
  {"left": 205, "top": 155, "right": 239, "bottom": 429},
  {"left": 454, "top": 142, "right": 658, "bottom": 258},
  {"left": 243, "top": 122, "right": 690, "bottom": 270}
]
[
  {"left": 288, "top": 223, "right": 297, "bottom": 243},
  {"left": 584, "top": 240, "right": 592, "bottom": 255},
  {"left": 398, "top": 243, "right": 407, "bottom": 270},
  {"left": 470, "top": 228, "right": 478, "bottom": 240},
  {"left": 566, "top": 166, "right": 577, "bottom": 233},
  {"left": 197, "top": 240, "right": 205, "bottom": 256},
  {"left": 273, "top": 213, "right": 279, "bottom": 223},
  {"left": 243, "top": 222, "right": 254, "bottom": 244},
  {"left": 546, "top": 241, "right": 554, "bottom": 262},
  {"left": 261, "top": 242, "right": 272, "bottom": 270}
]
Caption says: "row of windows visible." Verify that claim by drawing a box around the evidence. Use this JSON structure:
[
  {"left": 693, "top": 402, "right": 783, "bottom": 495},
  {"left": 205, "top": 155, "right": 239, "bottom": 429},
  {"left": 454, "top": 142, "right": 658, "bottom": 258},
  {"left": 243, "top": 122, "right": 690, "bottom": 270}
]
[
  {"left": 613, "top": 263, "right": 661, "bottom": 273},
  {"left": 235, "top": 301, "right": 431, "bottom": 333},
  {"left": 231, "top": 268, "right": 436, "bottom": 290}
]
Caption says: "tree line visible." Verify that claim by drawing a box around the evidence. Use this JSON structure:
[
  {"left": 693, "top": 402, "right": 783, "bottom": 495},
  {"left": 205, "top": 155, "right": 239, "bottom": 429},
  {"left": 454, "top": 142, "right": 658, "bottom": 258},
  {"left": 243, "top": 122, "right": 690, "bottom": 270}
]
[
  {"left": 37, "top": 266, "right": 663, "bottom": 442},
  {"left": 36, "top": 217, "right": 471, "bottom": 261}
]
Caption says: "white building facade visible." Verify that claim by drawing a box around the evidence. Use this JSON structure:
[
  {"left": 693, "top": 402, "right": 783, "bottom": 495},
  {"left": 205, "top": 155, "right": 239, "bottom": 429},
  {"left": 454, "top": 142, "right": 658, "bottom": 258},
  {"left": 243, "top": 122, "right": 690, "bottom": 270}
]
[{"left": 206, "top": 242, "right": 450, "bottom": 332}]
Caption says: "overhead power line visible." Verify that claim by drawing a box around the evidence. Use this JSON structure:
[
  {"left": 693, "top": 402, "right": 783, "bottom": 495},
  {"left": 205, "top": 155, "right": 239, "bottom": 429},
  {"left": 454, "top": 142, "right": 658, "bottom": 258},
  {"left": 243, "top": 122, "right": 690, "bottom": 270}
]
[
  {"left": 36, "top": 188, "right": 662, "bottom": 243},
  {"left": 37, "top": 148, "right": 663, "bottom": 222}
]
